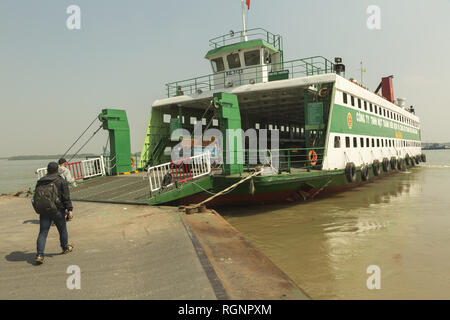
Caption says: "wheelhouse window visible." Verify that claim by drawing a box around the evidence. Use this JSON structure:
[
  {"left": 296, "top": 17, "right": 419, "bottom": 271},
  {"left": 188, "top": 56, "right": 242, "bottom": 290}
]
[
  {"left": 370, "top": 103, "right": 373, "bottom": 112},
  {"left": 358, "top": 99, "right": 361, "bottom": 109},
  {"left": 343, "top": 92, "right": 348, "bottom": 104},
  {"left": 351, "top": 96, "right": 355, "bottom": 107},
  {"left": 244, "top": 50, "right": 261, "bottom": 66},
  {"left": 364, "top": 101, "right": 367, "bottom": 110},
  {"left": 346, "top": 137, "right": 350, "bottom": 148},
  {"left": 334, "top": 136, "right": 341, "bottom": 148},
  {"left": 211, "top": 57, "right": 225, "bottom": 72},
  {"left": 353, "top": 137, "right": 358, "bottom": 148},
  {"left": 366, "top": 138, "right": 370, "bottom": 147},
  {"left": 227, "top": 53, "right": 241, "bottom": 69},
  {"left": 360, "top": 137, "right": 364, "bottom": 147}
]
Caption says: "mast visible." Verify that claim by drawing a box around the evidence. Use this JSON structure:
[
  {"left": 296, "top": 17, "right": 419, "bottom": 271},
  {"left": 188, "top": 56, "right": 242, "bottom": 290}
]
[{"left": 241, "top": 0, "right": 248, "bottom": 41}]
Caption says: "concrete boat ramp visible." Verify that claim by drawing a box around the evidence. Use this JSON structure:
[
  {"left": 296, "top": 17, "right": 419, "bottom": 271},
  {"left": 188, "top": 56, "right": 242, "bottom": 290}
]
[{"left": 0, "top": 189, "right": 309, "bottom": 299}]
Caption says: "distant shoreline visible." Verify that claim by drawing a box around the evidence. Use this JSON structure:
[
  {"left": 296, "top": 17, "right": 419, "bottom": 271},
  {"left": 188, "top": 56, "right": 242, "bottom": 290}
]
[{"left": 1, "top": 154, "right": 97, "bottom": 161}]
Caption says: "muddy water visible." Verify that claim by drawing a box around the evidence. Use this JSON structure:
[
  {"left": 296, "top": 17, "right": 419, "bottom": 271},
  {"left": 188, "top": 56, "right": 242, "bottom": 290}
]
[{"left": 222, "top": 150, "right": 450, "bottom": 299}]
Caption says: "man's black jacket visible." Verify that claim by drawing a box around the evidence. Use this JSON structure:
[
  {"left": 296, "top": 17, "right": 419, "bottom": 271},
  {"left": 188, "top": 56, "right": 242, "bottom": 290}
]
[{"left": 36, "top": 173, "right": 73, "bottom": 212}]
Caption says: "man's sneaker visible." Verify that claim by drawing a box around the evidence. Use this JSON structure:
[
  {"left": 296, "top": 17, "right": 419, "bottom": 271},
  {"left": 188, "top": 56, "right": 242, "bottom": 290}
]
[
  {"left": 35, "top": 256, "right": 44, "bottom": 265},
  {"left": 62, "top": 244, "right": 74, "bottom": 254}
]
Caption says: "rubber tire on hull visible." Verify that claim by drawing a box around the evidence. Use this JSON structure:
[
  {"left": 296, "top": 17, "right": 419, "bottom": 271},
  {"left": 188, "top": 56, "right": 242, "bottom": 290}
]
[
  {"left": 421, "top": 154, "right": 427, "bottom": 162},
  {"left": 405, "top": 154, "right": 411, "bottom": 166},
  {"left": 415, "top": 156, "right": 420, "bottom": 165},
  {"left": 345, "top": 162, "right": 357, "bottom": 183},
  {"left": 373, "top": 160, "right": 381, "bottom": 176},
  {"left": 390, "top": 157, "right": 398, "bottom": 171},
  {"left": 361, "top": 165, "right": 369, "bottom": 181},
  {"left": 397, "top": 159, "right": 403, "bottom": 171},
  {"left": 382, "top": 158, "right": 390, "bottom": 173}
]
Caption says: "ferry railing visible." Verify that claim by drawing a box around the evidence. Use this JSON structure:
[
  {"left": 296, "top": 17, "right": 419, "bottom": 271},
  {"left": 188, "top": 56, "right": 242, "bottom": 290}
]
[
  {"left": 35, "top": 156, "right": 106, "bottom": 181},
  {"left": 243, "top": 147, "right": 326, "bottom": 173},
  {"left": 147, "top": 152, "right": 211, "bottom": 193},
  {"left": 209, "top": 28, "right": 283, "bottom": 51},
  {"left": 166, "top": 56, "right": 335, "bottom": 97}
]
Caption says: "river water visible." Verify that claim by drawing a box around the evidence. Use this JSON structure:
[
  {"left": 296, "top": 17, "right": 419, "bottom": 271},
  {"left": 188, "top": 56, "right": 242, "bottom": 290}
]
[
  {"left": 0, "top": 159, "right": 86, "bottom": 194},
  {"left": 222, "top": 150, "right": 450, "bottom": 299},
  {"left": 1, "top": 152, "right": 449, "bottom": 299}
]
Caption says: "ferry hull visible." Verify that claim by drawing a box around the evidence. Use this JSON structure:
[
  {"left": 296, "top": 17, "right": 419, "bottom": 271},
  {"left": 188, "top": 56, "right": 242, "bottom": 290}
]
[{"left": 158, "top": 162, "right": 419, "bottom": 207}]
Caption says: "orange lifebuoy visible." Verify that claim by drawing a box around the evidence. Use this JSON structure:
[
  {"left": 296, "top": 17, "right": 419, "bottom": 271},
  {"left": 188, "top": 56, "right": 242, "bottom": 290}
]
[
  {"left": 131, "top": 157, "right": 135, "bottom": 168},
  {"left": 318, "top": 87, "right": 328, "bottom": 98},
  {"left": 308, "top": 150, "right": 318, "bottom": 166}
]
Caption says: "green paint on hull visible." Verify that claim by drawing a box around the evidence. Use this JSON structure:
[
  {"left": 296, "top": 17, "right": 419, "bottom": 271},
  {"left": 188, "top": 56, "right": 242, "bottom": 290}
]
[
  {"left": 148, "top": 158, "right": 419, "bottom": 205},
  {"left": 148, "top": 176, "right": 213, "bottom": 205},
  {"left": 330, "top": 104, "right": 421, "bottom": 141}
]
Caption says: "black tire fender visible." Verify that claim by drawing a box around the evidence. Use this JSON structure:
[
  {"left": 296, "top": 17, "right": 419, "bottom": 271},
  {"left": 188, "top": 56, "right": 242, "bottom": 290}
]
[
  {"left": 373, "top": 160, "right": 381, "bottom": 176},
  {"left": 345, "top": 162, "right": 357, "bottom": 183}
]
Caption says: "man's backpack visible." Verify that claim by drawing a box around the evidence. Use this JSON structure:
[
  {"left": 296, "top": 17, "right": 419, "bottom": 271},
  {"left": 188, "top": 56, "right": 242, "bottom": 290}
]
[{"left": 32, "top": 179, "right": 60, "bottom": 215}]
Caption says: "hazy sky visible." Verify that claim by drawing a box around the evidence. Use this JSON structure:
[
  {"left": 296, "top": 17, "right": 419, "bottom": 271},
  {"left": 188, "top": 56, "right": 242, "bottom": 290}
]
[{"left": 1, "top": 0, "right": 449, "bottom": 157}]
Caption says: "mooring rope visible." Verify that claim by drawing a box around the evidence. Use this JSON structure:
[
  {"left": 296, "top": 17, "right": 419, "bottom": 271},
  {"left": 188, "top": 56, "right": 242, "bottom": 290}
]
[{"left": 61, "top": 115, "right": 99, "bottom": 159}]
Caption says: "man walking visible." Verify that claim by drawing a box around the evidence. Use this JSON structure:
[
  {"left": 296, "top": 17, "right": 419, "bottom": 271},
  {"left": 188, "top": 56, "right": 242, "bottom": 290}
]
[{"left": 33, "top": 162, "right": 74, "bottom": 265}]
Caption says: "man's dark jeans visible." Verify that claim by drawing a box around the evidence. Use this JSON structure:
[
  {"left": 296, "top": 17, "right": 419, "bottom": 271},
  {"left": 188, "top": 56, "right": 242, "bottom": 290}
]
[{"left": 36, "top": 211, "right": 68, "bottom": 256}]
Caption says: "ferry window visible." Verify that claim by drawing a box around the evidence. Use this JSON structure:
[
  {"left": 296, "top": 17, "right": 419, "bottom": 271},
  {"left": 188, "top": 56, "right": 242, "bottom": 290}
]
[
  {"left": 381, "top": 139, "right": 384, "bottom": 147},
  {"left": 370, "top": 103, "right": 373, "bottom": 112},
  {"left": 269, "top": 124, "right": 273, "bottom": 130},
  {"left": 334, "top": 136, "right": 341, "bottom": 148},
  {"left": 353, "top": 137, "right": 358, "bottom": 148},
  {"left": 190, "top": 117, "right": 197, "bottom": 125},
  {"left": 227, "top": 53, "right": 241, "bottom": 69},
  {"left": 202, "top": 118, "right": 207, "bottom": 125},
  {"left": 255, "top": 123, "right": 260, "bottom": 129},
  {"left": 358, "top": 99, "right": 362, "bottom": 109},
  {"left": 343, "top": 92, "right": 348, "bottom": 104},
  {"left": 244, "top": 50, "right": 261, "bottom": 66},
  {"left": 346, "top": 137, "right": 350, "bottom": 148},
  {"left": 379, "top": 107, "right": 382, "bottom": 115},
  {"left": 360, "top": 137, "right": 364, "bottom": 147},
  {"left": 383, "top": 109, "right": 386, "bottom": 117},
  {"left": 374, "top": 105, "right": 378, "bottom": 113},
  {"left": 351, "top": 96, "right": 355, "bottom": 106},
  {"left": 364, "top": 101, "right": 367, "bottom": 110},
  {"left": 211, "top": 57, "right": 225, "bottom": 72},
  {"left": 163, "top": 114, "right": 171, "bottom": 123},
  {"left": 366, "top": 138, "right": 370, "bottom": 147},
  {"left": 372, "top": 138, "right": 375, "bottom": 147},
  {"left": 377, "top": 139, "right": 380, "bottom": 147},
  {"left": 213, "top": 119, "right": 218, "bottom": 126}
]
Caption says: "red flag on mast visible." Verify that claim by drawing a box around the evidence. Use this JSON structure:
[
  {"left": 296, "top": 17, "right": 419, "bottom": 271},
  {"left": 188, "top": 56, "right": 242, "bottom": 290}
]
[{"left": 246, "top": 0, "right": 250, "bottom": 10}]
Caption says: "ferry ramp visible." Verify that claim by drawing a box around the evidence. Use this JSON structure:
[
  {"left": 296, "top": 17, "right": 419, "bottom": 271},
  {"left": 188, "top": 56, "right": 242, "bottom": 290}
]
[{"left": 70, "top": 174, "right": 151, "bottom": 205}]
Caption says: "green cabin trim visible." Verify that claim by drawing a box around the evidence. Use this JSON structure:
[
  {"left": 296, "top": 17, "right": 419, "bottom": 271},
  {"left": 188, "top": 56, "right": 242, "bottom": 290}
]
[{"left": 205, "top": 39, "right": 279, "bottom": 59}]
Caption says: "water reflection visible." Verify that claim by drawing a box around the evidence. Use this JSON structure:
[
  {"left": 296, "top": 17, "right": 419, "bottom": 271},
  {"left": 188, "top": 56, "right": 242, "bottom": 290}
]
[{"left": 223, "top": 167, "right": 450, "bottom": 299}]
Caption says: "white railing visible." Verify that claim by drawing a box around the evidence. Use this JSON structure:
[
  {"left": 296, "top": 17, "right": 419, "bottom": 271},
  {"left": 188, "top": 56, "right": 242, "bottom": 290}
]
[
  {"left": 36, "top": 156, "right": 106, "bottom": 181},
  {"left": 82, "top": 157, "right": 106, "bottom": 179},
  {"left": 148, "top": 152, "right": 211, "bottom": 193}
]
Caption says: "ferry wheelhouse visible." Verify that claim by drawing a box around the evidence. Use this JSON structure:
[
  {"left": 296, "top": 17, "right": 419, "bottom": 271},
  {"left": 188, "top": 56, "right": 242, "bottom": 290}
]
[{"left": 139, "top": 28, "right": 425, "bottom": 206}]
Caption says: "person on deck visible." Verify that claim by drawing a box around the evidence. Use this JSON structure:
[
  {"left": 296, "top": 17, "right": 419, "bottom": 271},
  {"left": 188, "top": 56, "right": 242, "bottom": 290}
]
[
  {"left": 58, "top": 158, "right": 76, "bottom": 187},
  {"left": 34, "top": 162, "right": 74, "bottom": 265}
]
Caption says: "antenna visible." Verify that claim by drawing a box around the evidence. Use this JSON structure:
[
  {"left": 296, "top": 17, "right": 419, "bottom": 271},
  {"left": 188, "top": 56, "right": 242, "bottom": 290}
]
[{"left": 241, "top": 0, "right": 248, "bottom": 41}]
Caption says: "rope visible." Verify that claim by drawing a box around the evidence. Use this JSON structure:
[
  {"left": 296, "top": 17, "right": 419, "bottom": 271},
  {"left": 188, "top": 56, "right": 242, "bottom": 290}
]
[
  {"left": 61, "top": 115, "right": 99, "bottom": 159},
  {"left": 191, "top": 169, "right": 263, "bottom": 208},
  {"left": 68, "top": 124, "right": 103, "bottom": 162}
]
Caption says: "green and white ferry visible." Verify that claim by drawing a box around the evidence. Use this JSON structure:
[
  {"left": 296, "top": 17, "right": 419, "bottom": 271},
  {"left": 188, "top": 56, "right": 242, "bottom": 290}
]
[{"left": 138, "top": 27, "right": 425, "bottom": 207}]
